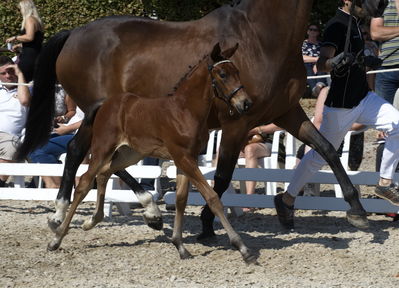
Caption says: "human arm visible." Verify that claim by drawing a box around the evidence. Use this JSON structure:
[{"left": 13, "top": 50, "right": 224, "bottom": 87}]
[
  {"left": 249, "top": 123, "right": 282, "bottom": 137},
  {"left": 316, "top": 46, "right": 336, "bottom": 73},
  {"left": 53, "top": 121, "right": 82, "bottom": 135},
  {"left": 8, "top": 64, "right": 31, "bottom": 106},
  {"left": 6, "top": 17, "right": 39, "bottom": 43},
  {"left": 303, "top": 55, "right": 318, "bottom": 63},
  {"left": 370, "top": 16, "right": 399, "bottom": 42},
  {"left": 55, "top": 95, "right": 76, "bottom": 123}
]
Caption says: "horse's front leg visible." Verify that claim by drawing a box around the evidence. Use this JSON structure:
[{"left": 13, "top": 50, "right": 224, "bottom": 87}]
[
  {"left": 48, "top": 120, "right": 92, "bottom": 232},
  {"left": 274, "top": 104, "right": 368, "bottom": 229},
  {"left": 171, "top": 173, "right": 192, "bottom": 259},
  {"left": 199, "top": 125, "right": 247, "bottom": 240}
]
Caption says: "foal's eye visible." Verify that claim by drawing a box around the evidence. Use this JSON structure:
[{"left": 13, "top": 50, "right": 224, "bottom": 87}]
[{"left": 219, "top": 70, "right": 227, "bottom": 79}]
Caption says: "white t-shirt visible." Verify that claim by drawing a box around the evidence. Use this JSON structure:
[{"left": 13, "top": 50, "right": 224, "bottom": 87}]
[
  {"left": 64, "top": 107, "right": 84, "bottom": 134},
  {"left": 0, "top": 86, "right": 29, "bottom": 137}
]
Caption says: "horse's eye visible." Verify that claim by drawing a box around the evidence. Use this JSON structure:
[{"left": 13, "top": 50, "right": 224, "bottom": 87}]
[{"left": 219, "top": 70, "right": 227, "bottom": 79}]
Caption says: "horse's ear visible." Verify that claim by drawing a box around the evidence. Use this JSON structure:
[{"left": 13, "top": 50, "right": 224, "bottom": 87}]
[
  {"left": 220, "top": 43, "right": 239, "bottom": 59},
  {"left": 211, "top": 43, "right": 223, "bottom": 63}
]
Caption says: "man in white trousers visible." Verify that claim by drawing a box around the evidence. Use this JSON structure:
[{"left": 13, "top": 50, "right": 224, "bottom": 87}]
[{"left": 274, "top": 0, "right": 399, "bottom": 230}]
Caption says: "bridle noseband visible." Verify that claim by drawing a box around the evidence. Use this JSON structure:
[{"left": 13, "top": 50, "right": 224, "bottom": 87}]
[{"left": 208, "top": 60, "right": 244, "bottom": 114}]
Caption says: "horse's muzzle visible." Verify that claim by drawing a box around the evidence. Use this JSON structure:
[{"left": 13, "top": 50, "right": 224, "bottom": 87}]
[{"left": 235, "top": 98, "right": 253, "bottom": 115}]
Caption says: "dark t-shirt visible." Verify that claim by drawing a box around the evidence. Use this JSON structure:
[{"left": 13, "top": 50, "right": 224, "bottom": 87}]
[{"left": 322, "top": 9, "right": 369, "bottom": 108}]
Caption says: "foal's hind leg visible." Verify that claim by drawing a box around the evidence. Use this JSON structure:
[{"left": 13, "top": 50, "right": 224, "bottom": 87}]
[
  {"left": 82, "top": 173, "right": 110, "bottom": 231},
  {"left": 171, "top": 173, "right": 192, "bottom": 259}
]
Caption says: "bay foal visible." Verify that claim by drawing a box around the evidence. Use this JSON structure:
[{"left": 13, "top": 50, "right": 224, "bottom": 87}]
[{"left": 47, "top": 44, "right": 257, "bottom": 263}]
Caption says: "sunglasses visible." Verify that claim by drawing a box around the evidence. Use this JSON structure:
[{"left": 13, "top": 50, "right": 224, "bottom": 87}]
[{"left": 308, "top": 28, "right": 319, "bottom": 32}]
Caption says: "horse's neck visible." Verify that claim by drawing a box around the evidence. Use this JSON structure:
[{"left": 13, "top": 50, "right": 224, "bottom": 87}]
[{"left": 238, "top": 0, "right": 313, "bottom": 47}]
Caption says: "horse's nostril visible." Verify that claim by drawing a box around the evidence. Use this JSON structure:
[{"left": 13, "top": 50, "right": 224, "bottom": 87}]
[{"left": 244, "top": 99, "right": 253, "bottom": 111}]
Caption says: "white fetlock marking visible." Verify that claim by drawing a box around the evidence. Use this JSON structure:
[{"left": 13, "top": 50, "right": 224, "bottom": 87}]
[
  {"left": 138, "top": 192, "right": 162, "bottom": 219},
  {"left": 49, "top": 199, "right": 69, "bottom": 223}
]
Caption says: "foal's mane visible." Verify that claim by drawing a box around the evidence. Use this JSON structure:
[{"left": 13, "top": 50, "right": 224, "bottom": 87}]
[{"left": 170, "top": 53, "right": 210, "bottom": 95}]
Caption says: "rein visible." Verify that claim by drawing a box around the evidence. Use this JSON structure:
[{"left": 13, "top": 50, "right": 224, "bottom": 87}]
[{"left": 209, "top": 60, "right": 244, "bottom": 115}]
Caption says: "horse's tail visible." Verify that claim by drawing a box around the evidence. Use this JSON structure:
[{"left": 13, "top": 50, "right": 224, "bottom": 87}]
[{"left": 16, "top": 30, "right": 71, "bottom": 161}]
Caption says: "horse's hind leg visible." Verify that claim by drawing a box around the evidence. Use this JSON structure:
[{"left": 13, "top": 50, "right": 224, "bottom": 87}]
[
  {"left": 274, "top": 104, "right": 368, "bottom": 228},
  {"left": 171, "top": 173, "right": 192, "bottom": 259},
  {"left": 115, "top": 169, "right": 163, "bottom": 230},
  {"left": 48, "top": 118, "right": 93, "bottom": 232}
]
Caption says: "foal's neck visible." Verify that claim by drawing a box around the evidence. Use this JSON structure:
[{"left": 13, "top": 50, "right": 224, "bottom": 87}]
[{"left": 174, "top": 60, "right": 211, "bottom": 101}]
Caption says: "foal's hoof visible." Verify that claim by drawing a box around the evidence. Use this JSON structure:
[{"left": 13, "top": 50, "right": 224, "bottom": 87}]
[
  {"left": 143, "top": 216, "right": 163, "bottom": 231},
  {"left": 47, "top": 240, "right": 60, "bottom": 251},
  {"left": 243, "top": 252, "right": 259, "bottom": 265},
  {"left": 179, "top": 250, "right": 193, "bottom": 260},
  {"left": 346, "top": 210, "right": 369, "bottom": 229}
]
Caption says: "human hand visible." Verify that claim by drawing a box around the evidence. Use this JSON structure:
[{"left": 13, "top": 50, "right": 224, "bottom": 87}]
[
  {"left": 53, "top": 123, "right": 69, "bottom": 135},
  {"left": 330, "top": 52, "right": 355, "bottom": 74},
  {"left": 5, "top": 36, "right": 17, "bottom": 43},
  {"left": 363, "top": 55, "right": 382, "bottom": 70},
  {"left": 313, "top": 64, "right": 318, "bottom": 74}
]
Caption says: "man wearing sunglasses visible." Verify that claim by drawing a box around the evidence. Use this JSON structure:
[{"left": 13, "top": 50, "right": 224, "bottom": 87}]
[{"left": 0, "top": 55, "right": 31, "bottom": 187}]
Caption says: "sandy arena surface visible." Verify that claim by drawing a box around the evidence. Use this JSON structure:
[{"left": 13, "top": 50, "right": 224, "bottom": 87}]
[{"left": 1, "top": 99, "right": 399, "bottom": 288}]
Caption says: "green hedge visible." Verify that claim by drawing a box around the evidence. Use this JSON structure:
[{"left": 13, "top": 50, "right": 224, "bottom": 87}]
[{"left": 0, "top": 0, "right": 337, "bottom": 44}]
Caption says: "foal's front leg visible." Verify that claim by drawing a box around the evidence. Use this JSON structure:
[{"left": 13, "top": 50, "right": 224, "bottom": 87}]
[
  {"left": 174, "top": 155, "right": 257, "bottom": 264},
  {"left": 171, "top": 173, "right": 191, "bottom": 259}
]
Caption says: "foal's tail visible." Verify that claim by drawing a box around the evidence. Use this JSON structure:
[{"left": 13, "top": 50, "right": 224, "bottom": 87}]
[{"left": 16, "top": 30, "right": 71, "bottom": 161}]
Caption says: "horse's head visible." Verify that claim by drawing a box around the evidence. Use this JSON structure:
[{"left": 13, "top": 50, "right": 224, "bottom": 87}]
[
  {"left": 208, "top": 43, "right": 252, "bottom": 115},
  {"left": 354, "top": 0, "right": 388, "bottom": 17}
]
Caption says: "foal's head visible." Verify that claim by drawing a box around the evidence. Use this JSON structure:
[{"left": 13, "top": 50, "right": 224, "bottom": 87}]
[{"left": 208, "top": 43, "right": 252, "bottom": 115}]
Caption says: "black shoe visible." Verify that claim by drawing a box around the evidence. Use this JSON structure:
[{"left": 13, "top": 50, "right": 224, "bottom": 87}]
[
  {"left": 274, "top": 193, "right": 295, "bottom": 230},
  {"left": 0, "top": 179, "right": 6, "bottom": 187},
  {"left": 375, "top": 184, "right": 399, "bottom": 206}
]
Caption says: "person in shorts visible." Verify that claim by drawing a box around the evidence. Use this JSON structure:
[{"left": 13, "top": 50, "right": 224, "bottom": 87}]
[{"left": 0, "top": 55, "right": 31, "bottom": 187}]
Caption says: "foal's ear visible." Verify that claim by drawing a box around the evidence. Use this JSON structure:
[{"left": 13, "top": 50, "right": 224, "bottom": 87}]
[{"left": 211, "top": 42, "right": 239, "bottom": 62}]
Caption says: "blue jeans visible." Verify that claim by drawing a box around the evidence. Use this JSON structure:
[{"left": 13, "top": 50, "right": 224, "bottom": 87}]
[
  {"left": 29, "top": 134, "right": 74, "bottom": 163},
  {"left": 375, "top": 68, "right": 399, "bottom": 104}
]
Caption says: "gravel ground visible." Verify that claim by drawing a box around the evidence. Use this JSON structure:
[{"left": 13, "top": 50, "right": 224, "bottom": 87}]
[{"left": 1, "top": 99, "right": 399, "bottom": 288}]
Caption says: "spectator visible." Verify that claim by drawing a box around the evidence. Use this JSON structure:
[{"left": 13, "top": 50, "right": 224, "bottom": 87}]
[
  {"left": 0, "top": 55, "right": 31, "bottom": 187},
  {"left": 6, "top": 0, "right": 44, "bottom": 83},
  {"left": 275, "top": 0, "right": 399, "bottom": 230},
  {"left": 29, "top": 107, "right": 84, "bottom": 188},
  {"left": 240, "top": 123, "right": 283, "bottom": 211},
  {"left": 302, "top": 24, "right": 328, "bottom": 97},
  {"left": 371, "top": 0, "right": 399, "bottom": 171},
  {"left": 370, "top": 0, "right": 399, "bottom": 104}
]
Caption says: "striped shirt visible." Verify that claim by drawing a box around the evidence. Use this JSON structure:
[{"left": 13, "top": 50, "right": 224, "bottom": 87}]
[{"left": 380, "top": 0, "right": 399, "bottom": 67}]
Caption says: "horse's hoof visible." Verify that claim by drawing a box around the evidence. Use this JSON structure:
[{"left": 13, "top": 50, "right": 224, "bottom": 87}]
[
  {"left": 47, "top": 241, "right": 60, "bottom": 251},
  {"left": 143, "top": 216, "right": 163, "bottom": 231},
  {"left": 346, "top": 211, "right": 369, "bottom": 229},
  {"left": 47, "top": 218, "right": 62, "bottom": 233},
  {"left": 196, "top": 229, "right": 216, "bottom": 241}
]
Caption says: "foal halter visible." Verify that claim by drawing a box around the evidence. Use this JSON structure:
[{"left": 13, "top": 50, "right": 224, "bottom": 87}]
[{"left": 208, "top": 60, "right": 244, "bottom": 115}]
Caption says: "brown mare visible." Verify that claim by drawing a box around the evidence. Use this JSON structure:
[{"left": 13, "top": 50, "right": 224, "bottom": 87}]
[
  {"left": 17, "top": 0, "right": 387, "bottom": 247},
  {"left": 44, "top": 43, "right": 256, "bottom": 262}
]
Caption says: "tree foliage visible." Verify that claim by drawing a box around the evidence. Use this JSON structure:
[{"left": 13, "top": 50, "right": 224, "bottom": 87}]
[{"left": 0, "top": 0, "right": 339, "bottom": 43}]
